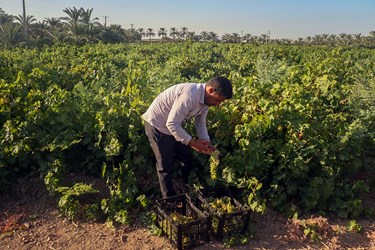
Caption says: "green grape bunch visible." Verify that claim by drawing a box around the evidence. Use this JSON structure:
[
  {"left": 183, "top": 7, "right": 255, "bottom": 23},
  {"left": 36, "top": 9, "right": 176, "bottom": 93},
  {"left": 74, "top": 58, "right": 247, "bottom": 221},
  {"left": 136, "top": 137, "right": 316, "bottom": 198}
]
[
  {"left": 206, "top": 196, "right": 243, "bottom": 236},
  {"left": 208, "top": 196, "right": 239, "bottom": 214},
  {"left": 209, "top": 150, "right": 221, "bottom": 180},
  {"left": 170, "top": 212, "right": 194, "bottom": 224},
  {"left": 165, "top": 212, "right": 198, "bottom": 247}
]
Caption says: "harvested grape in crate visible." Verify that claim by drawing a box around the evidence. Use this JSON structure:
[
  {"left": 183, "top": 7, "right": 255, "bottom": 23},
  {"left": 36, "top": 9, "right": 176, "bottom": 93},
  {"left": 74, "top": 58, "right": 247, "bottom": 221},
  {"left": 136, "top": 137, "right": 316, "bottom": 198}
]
[
  {"left": 194, "top": 186, "right": 251, "bottom": 239},
  {"left": 155, "top": 194, "right": 211, "bottom": 249}
]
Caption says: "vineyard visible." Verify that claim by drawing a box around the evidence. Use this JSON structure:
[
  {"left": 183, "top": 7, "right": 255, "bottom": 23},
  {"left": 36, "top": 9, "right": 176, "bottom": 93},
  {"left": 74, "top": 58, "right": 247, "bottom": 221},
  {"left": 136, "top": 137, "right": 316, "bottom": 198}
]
[{"left": 0, "top": 42, "right": 374, "bottom": 244}]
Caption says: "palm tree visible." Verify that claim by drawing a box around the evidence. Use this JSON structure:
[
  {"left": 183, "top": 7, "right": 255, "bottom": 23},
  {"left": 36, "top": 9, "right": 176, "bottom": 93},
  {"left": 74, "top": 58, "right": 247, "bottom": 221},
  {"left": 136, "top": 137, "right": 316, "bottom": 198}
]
[
  {"left": 231, "top": 33, "right": 241, "bottom": 43},
  {"left": 367, "top": 31, "right": 375, "bottom": 47},
  {"left": 62, "top": 7, "right": 87, "bottom": 44},
  {"left": 137, "top": 28, "right": 145, "bottom": 40},
  {"left": 80, "top": 8, "right": 99, "bottom": 25},
  {"left": 260, "top": 33, "right": 270, "bottom": 44},
  {"left": 241, "top": 33, "right": 252, "bottom": 43},
  {"left": 62, "top": 6, "right": 81, "bottom": 24},
  {"left": 124, "top": 26, "right": 141, "bottom": 42},
  {"left": 362, "top": 36, "right": 374, "bottom": 48},
  {"left": 311, "top": 34, "right": 323, "bottom": 45},
  {"left": 208, "top": 32, "right": 219, "bottom": 42},
  {"left": 338, "top": 33, "right": 351, "bottom": 46},
  {"left": 179, "top": 27, "right": 188, "bottom": 40},
  {"left": 158, "top": 27, "right": 167, "bottom": 39},
  {"left": 353, "top": 33, "right": 362, "bottom": 46},
  {"left": 44, "top": 17, "right": 63, "bottom": 28},
  {"left": 305, "top": 36, "right": 312, "bottom": 45},
  {"left": 0, "top": 13, "right": 14, "bottom": 25},
  {"left": 278, "top": 38, "right": 292, "bottom": 45},
  {"left": 28, "top": 21, "right": 50, "bottom": 43},
  {"left": 321, "top": 33, "right": 329, "bottom": 44},
  {"left": 80, "top": 8, "right": 100, "bottom": 42},
  {"left": 221, "top": 33, "right": 232, "bottom": 43},
  {"left": 169, "top": 27, "right": 178, "bottom": 40},
  {"left": 186, "top": 31, "right": 200, "bottom": 42},
  {"left": 145, "top": 28, "right": 155, "bottom": 42},
  {"left": 200, "top": 31, "right": 209, "bottom": 41},
  {"left": 14, "top": 14, "right": 36, "bottom": 39},
  {"left": 328, "top": 34, "right": 336, "bottom": 46},
  {"left": 0, "top": 22, "right": 21, "bottom": 47},
  {"left": 99, "top": 24, "right": 125, "bottom": 43},
  {"left": 14, "top": 14, "right": 37, "bottom": 26},
  {"left": 43, "top": 17, "right": 64, "bottom": 44},
  {"left": 294, "top": 37, "right": 304, "bottom": 46}
]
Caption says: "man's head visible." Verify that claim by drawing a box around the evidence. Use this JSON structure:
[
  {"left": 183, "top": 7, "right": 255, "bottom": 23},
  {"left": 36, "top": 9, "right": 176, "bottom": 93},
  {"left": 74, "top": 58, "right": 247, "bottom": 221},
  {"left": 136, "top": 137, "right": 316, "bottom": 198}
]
[{"left": 205, "top": 76, "right": 233, "bottom": 106}]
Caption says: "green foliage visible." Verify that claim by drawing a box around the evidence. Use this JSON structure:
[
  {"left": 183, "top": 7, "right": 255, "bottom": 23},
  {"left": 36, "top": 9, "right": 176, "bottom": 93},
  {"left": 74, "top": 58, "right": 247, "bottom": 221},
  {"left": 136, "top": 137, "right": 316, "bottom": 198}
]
[
  {"left": 43, "top": 160, "right": 63, "bottom": 194},
  {"left": 55, "top": 183, "right": 100, "bottom": 220},
  {"left": 223, "top": 232, "right": 252, "bottom": 248},
  {"left": 347, "top": 220, "right": 364, "bottom": 233},
  {"left": 0, "top": 43, "right": 373, "bottom": 223},
  {"left": 246, "top": 177, "right": 266, "bottom": 214},
  {"left": 101, "top": 160, "right": 138, "bottom": 224},
  {"left": 303, "top": 223, "right": 322, "bottom": 243}
]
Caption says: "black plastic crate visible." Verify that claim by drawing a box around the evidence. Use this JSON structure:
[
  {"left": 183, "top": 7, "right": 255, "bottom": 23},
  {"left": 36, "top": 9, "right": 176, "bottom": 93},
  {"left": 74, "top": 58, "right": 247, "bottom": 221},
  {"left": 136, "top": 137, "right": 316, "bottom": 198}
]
[
  {"left": 193, "top": 186, "right": 251, "bottom": 239},
  {"left": 155, "top": 194, "right": 210, "bottom": 249}
]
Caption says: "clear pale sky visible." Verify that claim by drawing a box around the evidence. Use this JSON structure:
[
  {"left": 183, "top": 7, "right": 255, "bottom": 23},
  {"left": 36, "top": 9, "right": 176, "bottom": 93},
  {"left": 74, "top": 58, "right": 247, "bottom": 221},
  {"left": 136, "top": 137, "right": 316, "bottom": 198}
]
[{"left": 1, "top": 0, "right": 374, "bottom": 39}]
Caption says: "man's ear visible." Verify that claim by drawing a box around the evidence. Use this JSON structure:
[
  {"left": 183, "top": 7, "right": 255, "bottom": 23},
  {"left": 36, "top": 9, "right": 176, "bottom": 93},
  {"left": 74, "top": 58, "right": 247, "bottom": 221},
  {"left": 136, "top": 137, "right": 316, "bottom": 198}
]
[{"left": 207, "top": 87, "right": 216, "bottom": 94}]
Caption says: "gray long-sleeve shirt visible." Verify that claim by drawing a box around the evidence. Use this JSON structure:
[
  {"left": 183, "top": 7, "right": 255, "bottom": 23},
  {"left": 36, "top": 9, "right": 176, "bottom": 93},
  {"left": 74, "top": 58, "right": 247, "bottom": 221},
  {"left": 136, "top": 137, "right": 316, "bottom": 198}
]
[{"left": 142, "top": 83, "right": 210, "bottom": 145}]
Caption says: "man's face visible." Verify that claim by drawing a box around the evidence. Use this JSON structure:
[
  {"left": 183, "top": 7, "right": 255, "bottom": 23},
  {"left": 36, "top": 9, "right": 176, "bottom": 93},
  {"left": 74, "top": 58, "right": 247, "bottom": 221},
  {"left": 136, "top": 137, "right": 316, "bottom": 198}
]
[{"left": 205, "top": 88, "right": 226, "bottom": 106}]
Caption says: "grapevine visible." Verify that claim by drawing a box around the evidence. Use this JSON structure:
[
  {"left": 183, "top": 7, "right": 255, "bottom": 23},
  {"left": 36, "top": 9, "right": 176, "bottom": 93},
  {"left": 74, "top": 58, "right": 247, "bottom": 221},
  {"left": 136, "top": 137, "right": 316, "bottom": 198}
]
[{"left": 0, "top": 42, "right": 372, "bottom": 222}]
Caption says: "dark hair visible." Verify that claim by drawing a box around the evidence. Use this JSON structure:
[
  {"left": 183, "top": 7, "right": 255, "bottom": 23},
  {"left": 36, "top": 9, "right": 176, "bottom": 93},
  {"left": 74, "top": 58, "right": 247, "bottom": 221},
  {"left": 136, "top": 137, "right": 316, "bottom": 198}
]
[{"left": 206, "top": 76, "right": 233, "bottom": 99}]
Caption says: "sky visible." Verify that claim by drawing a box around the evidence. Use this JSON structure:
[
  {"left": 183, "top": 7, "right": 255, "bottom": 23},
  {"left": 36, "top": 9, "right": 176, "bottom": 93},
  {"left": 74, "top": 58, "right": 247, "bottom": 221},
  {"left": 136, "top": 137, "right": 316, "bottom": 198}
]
[{"left": 1, "top": 0, "right": 374, "bottom": 39}]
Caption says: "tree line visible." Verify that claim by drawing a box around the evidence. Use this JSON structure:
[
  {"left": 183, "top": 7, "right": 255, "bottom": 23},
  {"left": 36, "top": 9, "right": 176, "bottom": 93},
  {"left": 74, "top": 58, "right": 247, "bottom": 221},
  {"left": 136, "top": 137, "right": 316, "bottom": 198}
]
[{"left": 1, "top": 6, "right": 374, "bottom": 48}]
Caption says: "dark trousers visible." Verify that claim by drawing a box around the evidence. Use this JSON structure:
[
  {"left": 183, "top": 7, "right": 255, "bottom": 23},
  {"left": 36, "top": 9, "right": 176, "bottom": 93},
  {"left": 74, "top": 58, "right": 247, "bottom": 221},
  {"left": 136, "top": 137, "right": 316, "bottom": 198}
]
[{"left": 144, "top": 121, "right": 192, "bottom": 198}]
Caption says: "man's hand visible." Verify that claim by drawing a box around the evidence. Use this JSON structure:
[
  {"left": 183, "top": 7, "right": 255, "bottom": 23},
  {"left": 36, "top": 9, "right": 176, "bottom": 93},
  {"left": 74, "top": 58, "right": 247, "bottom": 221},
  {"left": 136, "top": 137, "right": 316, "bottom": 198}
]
[{"left": 188, "top": 139, "right": 216, "bottom": 155}]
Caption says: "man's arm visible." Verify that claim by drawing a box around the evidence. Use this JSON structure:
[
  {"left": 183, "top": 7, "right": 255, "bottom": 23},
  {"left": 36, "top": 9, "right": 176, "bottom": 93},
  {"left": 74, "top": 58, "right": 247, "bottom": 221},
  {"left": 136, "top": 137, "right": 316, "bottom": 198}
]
[
  {"left": 194, "top": 109, "right": 210, "bottom": 141},
  {"left": 166, "top": 93, "right": 193, "bottom": 145}
]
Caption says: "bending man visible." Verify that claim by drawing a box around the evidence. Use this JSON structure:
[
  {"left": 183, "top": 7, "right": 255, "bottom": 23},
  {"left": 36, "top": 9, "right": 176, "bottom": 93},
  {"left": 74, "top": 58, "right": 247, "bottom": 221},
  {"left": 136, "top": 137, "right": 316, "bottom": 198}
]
[{"left": 142, "top": 76, "right": 233, "bottom": 198}]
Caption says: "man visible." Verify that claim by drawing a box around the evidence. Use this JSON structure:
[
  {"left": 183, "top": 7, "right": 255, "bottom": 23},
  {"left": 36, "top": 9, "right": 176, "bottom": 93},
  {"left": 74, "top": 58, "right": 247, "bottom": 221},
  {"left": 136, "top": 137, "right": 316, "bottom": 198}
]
[{"left": 142, "top": 76, "right": 233, "bottom": 198}]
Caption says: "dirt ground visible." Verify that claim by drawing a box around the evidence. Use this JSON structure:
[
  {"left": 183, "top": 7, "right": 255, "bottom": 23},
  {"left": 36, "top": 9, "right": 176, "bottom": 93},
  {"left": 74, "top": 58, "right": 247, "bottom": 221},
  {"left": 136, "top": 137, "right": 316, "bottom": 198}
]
[{"left": 1, "top": 176, "right": 374, "bottom": 250}]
